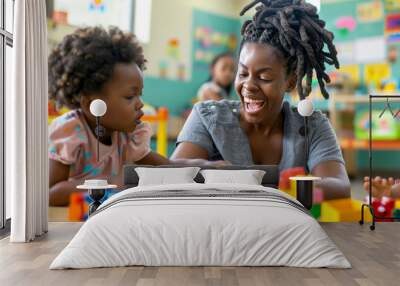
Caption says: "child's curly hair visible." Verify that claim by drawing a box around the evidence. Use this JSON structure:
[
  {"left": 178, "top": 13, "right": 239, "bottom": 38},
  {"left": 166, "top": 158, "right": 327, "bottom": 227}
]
[{"left": 48, "top": 26, "right": 146, "bottom": 109}]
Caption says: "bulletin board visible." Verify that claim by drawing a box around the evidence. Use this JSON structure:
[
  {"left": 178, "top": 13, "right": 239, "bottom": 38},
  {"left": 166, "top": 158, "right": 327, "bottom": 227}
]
[
  {"left": 319, "top": 1, "right": 400, "bottom": 78},
  {"left": 320, "top": 0, "right": 384, "bottom": 43}
]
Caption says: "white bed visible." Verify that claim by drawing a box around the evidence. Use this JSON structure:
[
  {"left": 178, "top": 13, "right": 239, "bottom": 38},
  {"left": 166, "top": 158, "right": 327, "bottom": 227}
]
[{"left": 50, "top": 183, "right": 351, "bottom": 269}]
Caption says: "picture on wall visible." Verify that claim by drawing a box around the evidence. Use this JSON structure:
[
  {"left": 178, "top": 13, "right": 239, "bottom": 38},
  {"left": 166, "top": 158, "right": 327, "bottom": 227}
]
[
  {"left": 385, "top": 13, "right": 400, "bottom": 44},
  {"left": 194, "top": 26, "right": 237, "bottom": 64},
  {"left": 384, "top": 0, "right": 400, "bottom": 12},
  {"left": 53, "top": 0, "right": 133, "bottom": 32},
  {"left": 357, "top": 1, "right": 383, "bottom": 23}
]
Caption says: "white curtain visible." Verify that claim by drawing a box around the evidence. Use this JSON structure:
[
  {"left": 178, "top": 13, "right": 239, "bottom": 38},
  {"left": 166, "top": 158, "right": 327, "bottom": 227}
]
[{"left": 8, "top": 0, "right": 48, "bottom": 242}]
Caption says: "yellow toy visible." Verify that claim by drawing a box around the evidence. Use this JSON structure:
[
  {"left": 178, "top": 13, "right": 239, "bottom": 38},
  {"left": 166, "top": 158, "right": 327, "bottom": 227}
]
[
  {"left": 141, "top": 107, "right": 169, "bottom": 157},
  {"left": 320, "top": 199, "right": 372, "bottom": 222},
  {"left": 48, "top": 101, "right": 69, "bottom": 125}
]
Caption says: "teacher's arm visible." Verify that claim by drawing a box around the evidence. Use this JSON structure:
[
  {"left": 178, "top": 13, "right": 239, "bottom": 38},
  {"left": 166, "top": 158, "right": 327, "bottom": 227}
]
[
  {"left": 307, "top": 114, "right": 351, "bottom": 200},
  {"left": 171, "top": 142, "right": 209, "bottom": 160},
  {"left": 312, "top": 161, "right": 351, "bottom": 200},
  {"left": 171, "top": 102, "right": 216, "bottom": 161}
]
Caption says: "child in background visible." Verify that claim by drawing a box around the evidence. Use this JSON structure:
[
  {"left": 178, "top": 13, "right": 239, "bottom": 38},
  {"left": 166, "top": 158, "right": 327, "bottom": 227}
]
[
  {"left": 49, "top": 27, "right": 224, "bottom": 206},
  {"left": 197, "top": 52, "right": 236, "bottom": 101},
  {"left": 364, "top": 176, "right": 400, "bottom": 199}
]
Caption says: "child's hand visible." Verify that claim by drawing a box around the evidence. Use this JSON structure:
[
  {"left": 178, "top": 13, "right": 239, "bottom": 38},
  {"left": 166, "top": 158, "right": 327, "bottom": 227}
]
[{"left": 363, "top": 176, "right": 394, "bottom": 198}]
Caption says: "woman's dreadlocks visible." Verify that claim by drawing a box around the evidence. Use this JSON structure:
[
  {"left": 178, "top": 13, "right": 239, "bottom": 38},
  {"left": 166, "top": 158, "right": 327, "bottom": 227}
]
[{"left": 240, "top": 0, "right": 339, "bottom": 99}]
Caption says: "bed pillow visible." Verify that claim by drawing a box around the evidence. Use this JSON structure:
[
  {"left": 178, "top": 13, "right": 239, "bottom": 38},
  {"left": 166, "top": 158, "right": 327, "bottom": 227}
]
[
  {"left": 200, "top": 169, "right": 266, "bottom": 185},
  {"left": 135, "top": 167, "right": 201, "bottom": 186},
  {"left": 123, "top": 165, "right": 279, "bottom": 188}
]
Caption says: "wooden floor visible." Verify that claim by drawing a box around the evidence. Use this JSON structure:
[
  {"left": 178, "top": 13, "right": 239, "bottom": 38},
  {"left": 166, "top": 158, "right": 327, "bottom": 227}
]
[{"left": 0, "top": 222, "right": 399, "bottom": 286}]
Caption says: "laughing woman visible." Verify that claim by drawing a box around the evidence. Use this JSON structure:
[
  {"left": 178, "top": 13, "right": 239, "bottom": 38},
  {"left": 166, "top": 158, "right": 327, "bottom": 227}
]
[{"left": 171, "top": 0, "right": 350, "bottom": 200}]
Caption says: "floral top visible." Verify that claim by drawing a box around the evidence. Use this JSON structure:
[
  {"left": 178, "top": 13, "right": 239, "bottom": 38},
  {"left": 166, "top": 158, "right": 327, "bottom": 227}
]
[{"left": 49, "top": 109, "right": 152, "bottom": 185}]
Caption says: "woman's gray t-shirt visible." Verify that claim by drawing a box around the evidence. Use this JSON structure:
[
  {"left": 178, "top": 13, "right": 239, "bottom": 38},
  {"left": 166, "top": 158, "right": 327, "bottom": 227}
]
[{"left": 176, "top": 100, "right": 344, "bottom": 172}]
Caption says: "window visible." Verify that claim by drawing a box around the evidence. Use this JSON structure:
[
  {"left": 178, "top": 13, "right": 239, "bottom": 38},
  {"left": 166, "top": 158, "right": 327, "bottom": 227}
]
[
  {"left": 5, "top": 0, "right": 13, "bottom": 33},
  {"left": 47, "top": 0, "right": 151, "bottom": 43},
  {"left": 52, "top": 0, "right": 135, "bottom": 32},
  {"left": 306, "top": 0, "right": 320, "bottom": 12},
  {"left": 0, "top": 0, "right": 14, "bottom": 233},
  {"left": 133, "top": 0, "right": 152, "bottom": 43}
]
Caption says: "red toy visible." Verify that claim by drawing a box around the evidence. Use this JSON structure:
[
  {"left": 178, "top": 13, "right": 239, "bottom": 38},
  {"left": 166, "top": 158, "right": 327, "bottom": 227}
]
[
  {"left": 279, "top": 167, "right": 305, "bottom": 190},
  {"left": 367, "top": 196, "right": 395, "bottom": 222}
]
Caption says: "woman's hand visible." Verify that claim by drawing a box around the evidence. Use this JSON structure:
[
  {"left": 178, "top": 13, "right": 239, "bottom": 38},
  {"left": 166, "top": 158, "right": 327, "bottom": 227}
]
[
  {"left": 170, "top": 158, "right": 231, "bottom": 167},
  {"left": 203, "top": 160, "right": 232, "bottom": 167},
  {"left": 363, "top": 176, "right": 394, "bottom": 199},
  {"left": 312, "top": 161, "right": 351, "bottom": 200}
]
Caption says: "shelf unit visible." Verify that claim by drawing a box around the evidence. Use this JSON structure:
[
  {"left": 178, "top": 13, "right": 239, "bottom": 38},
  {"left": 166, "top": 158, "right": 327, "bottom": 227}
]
[
  {"left": 329, "top": 94, "right": 400, "bottom": 149},
  {"left": 327, "top": 94, "right": 400, "bottom": 175},
  {"left": 339, "top": 138, "right": 400, "bottom": 150}
]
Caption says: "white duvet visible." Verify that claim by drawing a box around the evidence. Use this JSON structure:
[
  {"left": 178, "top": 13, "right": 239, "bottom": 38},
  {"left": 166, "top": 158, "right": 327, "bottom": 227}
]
[{"left": 50, "top": 183, "right": 351, "bottom": 269}]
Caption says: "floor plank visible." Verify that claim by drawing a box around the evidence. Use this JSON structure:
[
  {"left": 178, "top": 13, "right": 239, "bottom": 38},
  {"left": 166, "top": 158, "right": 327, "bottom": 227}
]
[{"left": 0, "top": 222, "right": 399, "bottom": 286}]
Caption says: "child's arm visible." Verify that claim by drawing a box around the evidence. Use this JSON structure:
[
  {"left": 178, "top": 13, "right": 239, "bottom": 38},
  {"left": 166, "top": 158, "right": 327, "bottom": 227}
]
[
  {"left": 392, "top": 182, "right": 400, "bottom": 198},
  {"left": 135, "top": 151, "right": 228, "bottom": 167},
  {"left": 49, "top": 159, "right": 82, "bottom": 206}
]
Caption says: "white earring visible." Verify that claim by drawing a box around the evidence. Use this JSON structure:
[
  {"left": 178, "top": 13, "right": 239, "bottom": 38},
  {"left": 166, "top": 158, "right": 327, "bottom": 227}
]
[
  {"left": 90, "top": 99, "right": 107, "bottom": 138},
  {"left": 297, "top": 98, "right": 314, "bottom": 117},
  {"left": 90, "top": 99, "right": 107, "bottom": 117}
]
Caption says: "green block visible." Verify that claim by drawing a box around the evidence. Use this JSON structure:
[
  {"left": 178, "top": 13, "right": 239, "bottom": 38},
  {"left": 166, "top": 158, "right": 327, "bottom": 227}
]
[
  {"left": 310, "top": 204, "right": 321, "bottom": 219},
  {"left": 394, "top": 209, "right": 400, "bottom": 219}
]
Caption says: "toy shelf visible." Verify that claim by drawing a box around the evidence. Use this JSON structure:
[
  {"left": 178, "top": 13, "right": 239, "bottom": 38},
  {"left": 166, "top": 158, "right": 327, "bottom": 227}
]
[
  {"left": 328, "top": 94, "right": 400, "bottom": 131},
  {"left": 340, "top": 138, "right": 400, "bottom": 150}
]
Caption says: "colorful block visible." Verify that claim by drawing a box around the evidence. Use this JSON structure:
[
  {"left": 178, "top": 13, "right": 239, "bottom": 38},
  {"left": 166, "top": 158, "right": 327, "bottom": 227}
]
[
  {"left": 68, "top": 192, "right": 87, "bottom": 221},
  {"left": 68, "top": 189, "right": 117, "bottom": 221},
  {"left": 393, "top": 209, "right": 400, "bottom": 220},
  {"left": 313, "top": 187, "right": 324, "bottom": 204},
  {"left": 320, "top": 199, "right": 372, "bottom": 222},
  {"left": 279, "top": 167, "right": 305, "bottom": 190},
  {"left": 310, "top": 204, "right": 321, "bottom": 219}
]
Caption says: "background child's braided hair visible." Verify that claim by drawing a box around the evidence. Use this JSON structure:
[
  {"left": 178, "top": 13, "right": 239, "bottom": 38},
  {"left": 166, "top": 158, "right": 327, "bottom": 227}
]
[{"left": 240, "top": 0, "right": 339, "bottom": 100}]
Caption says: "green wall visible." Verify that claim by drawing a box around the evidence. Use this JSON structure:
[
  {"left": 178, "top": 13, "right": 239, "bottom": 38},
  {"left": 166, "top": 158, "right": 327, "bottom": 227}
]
[{"left": 143, "top": 76, "right": 196, "bottom": 116}]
